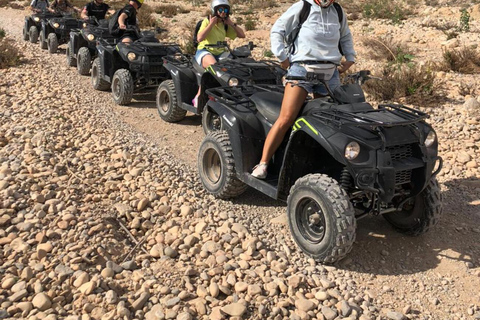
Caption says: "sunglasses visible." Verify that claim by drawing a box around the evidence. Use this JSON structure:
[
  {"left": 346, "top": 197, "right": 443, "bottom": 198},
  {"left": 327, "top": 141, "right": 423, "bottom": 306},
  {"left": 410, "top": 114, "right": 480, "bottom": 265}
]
[{"left": 217, "top": 7, "right": 229, "bottom": 13}]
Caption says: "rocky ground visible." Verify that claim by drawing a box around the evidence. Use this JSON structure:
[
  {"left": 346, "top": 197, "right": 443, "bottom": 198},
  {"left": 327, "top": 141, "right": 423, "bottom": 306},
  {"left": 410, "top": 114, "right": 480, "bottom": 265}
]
[{"left": 1, "top": 1, "right": 480, "bottom": 319}]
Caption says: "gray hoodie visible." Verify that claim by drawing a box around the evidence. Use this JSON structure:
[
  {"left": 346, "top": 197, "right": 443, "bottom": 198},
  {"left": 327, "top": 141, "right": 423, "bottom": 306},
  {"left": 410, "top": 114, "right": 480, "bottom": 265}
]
[{"left": 271, "top": 0, "right": 356, "bottom": 64}]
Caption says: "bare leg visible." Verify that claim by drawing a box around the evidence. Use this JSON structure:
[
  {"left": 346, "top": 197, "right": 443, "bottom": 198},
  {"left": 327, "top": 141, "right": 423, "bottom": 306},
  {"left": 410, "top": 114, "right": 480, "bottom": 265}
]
[
  {"left": 260, "top": 83, "right": 308, "bottom": 163},
  {"left": 195, "top": 54, "right": 217, "bottom": 99}
]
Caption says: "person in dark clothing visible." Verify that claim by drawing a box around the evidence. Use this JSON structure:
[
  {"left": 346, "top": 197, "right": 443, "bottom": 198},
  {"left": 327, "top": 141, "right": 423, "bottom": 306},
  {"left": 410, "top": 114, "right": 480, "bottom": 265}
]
[
  {"left": 30, "top": 0, "right": 49, "bottom": 13},
  {"left": 110, "top": 0, "right": 143, "bottom": 43},
  {"left": 48, "top": 0, "right": 80, "bottom": 13},
  {"left": 81, "top": 0, "right": 115, "bottom": 20}
]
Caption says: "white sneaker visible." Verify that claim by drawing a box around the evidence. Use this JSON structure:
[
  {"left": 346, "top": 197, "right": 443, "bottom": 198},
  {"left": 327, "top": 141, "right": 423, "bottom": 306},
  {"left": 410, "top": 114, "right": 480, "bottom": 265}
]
[{"left": 251, "top": 163, "right": 268, "bottom": 179}]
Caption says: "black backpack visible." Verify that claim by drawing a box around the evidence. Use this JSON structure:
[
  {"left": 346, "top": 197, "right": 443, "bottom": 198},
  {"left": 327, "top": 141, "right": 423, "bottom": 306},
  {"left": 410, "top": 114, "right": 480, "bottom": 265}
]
[
  {"left": 286, "top": 0, "right": 344, "bottom": 55},
  {"left": 192, "top": 18, "right": 229, "bottom": 49}
]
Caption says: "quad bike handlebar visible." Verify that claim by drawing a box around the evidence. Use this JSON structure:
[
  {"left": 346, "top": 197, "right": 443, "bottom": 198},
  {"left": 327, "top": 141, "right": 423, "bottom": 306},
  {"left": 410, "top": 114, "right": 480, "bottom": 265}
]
[
  {"left": 204, "top": 41, "right": 256, "bottom": 59},
  {"left": 343, "top": 70, "right": 382, "bottom": 85}
]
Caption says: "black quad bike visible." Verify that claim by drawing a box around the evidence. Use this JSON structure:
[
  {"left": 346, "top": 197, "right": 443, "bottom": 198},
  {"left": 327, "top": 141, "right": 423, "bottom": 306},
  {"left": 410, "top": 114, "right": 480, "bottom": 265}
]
[
  {"left": 67, "top": 17, "right": 114, "bottom": 75},
  {"left": 39, "top": 13, "right": 82, "bottom": 54},
  {"left": 197, "top": 70, "right": 443, "bottom": 263},
  {"left": 157, "top": 41, "right": 285, "bottom": 134},
  {"left": 92, "top": 27, "right": 181, "bottom": 105},
  {"left": 23, "top": 10, "right": 61, "bottom": 44}
]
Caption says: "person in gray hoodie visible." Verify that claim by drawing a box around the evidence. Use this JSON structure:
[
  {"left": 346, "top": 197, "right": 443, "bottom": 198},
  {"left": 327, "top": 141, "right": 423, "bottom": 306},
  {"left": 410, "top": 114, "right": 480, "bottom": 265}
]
[{"left": 251, "top": 0, "right": 356, "bottom": 179}]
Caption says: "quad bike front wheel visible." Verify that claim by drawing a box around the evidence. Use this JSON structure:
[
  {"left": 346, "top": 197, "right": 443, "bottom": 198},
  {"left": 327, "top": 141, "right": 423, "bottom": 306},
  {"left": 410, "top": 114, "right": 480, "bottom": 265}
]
[
  {"left": 112, "top": 69, "right": 133, "bottom": 105},
  {"left": 23, "top": 24, "right": 29, "bottom": 41},
  {"left": 91, "top": 57, "right": 110, "bottom": 91},
  {"left": 47, "top": 33, "right": 58, "bottom": 54},
  {"left": 29, "top": 26, "right": 38, "bottom": 43},
  {"left": 39, "top": 32, "right": 47, "bottom": 49},
  {"left": 202, "top": 106, "right": 223, "bottom": 135},
  {"left": 287, "top": 174, "right": 356, "bottom": 264},
  {"left": 384, "top": 177, "right": 442, "bottom": 236},
  {"left": 77, "top": 47, "right": 91, "bottom": 76},
  {"left": 156, "top": 79, "right": 186, "bottom": 122},
  {"left": 198, "top": 131, "right": 247, "bottom": 199},
  {"left": 66, "top": 43, "right": 76, "bottom": 67}
]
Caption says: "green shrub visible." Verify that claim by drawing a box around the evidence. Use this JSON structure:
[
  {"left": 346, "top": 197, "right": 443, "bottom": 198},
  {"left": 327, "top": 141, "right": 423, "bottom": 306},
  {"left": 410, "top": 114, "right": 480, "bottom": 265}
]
[
  {"left": 263, "top": 49, "right": 273, "bottom": 58},
  {"left": 363, "top": 0, "right": 411, "bottom": 24},
  {"left": 0, "top": 28, "right": 5, "bottom": 39},
  {"left": 459, "top": 8, "right": 470, "bottom": 32},
  {"left": 0, "top": 38, "right": 22, "bottom": 69},
  {"left": 244, "top": 18, "right": 256, "bottom": 31}
]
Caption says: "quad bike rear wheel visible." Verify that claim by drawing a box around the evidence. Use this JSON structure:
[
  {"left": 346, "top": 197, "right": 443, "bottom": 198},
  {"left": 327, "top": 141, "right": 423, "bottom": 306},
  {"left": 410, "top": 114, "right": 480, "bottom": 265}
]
[
  {"left": 66, "top": 43, "right": 76, "bottom": 67},
  {"left": 112, "top": 69, "right": 133, "bottom": 105},
  {"left": 156, "top": 79, "right": 186, "bottom": 122},
  {"left": 91, "top": 57, "right": 110, "bottom": 91},
  {"left": 77, "top": 47, "right": 91, "bottom": 75},
  {"left": 29, "top": 26, "right": 38, "bottom": 43},
  {"left": 47, "top": 33, "right": 58, "bottom": 54},
  {"left": 202, "top": 106, "right": 223, "bottom": 135},
  {"left": 384, "top": 177, "right": 442, "bottom": 236},
  {"left": 39, "top": 31, "right": 47, "bottom": 49},
  {"left": 287, "top": 174, "right": 356, "bottom": 264},
  {"left": 198, "top": 131, "right": 247, "bottom": 199}
]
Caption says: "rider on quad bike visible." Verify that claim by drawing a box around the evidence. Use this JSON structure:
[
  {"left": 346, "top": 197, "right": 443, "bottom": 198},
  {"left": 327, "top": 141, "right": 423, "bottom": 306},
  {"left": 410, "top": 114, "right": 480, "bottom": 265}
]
[
  {"left": 80, "top": 0, "right": 115, "bottom": 21},
  {"left": 109, "top": 0, "right": 144, "bottom": 44},
  {"left": 30, "top": 0, "right": 49, "bottom": 13}
]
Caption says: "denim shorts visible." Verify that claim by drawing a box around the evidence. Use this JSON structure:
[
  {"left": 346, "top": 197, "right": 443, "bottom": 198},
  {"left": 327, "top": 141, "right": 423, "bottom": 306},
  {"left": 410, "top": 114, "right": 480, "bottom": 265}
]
[
  {"left": 285, "top": 62, "right": 340, "bottom": 95},
  {"left": 194, "top": 49, "right": 224, "bottom": 65}
]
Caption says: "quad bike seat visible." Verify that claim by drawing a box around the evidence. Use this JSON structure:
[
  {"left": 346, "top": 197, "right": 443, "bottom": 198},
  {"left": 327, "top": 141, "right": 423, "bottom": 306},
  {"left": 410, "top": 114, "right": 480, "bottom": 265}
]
[
  {"left": 251, "top": 91, "right": 373, "bottom": 124},
  {"left": 250, "top": 92, "right": 331, "bottom": 124}
]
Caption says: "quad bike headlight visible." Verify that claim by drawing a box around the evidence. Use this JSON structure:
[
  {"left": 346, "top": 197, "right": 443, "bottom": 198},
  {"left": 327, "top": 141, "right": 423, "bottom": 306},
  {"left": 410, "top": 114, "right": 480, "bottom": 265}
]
[
  {"left": 127, "top": 52, "right": 137, "bottom": 61},
  {"left": 345, "top": 141, "right": 361, "bottom": 160},
  {"left": 87, "top": 34, "right": 95, "bottom": 41},
  {"left": 228, "top": 77, "right": 239, "bottom": 87},
  {"left": 53, "top": 22, "right": 60, "bottom": 28},
  {"left": 34, "top": 17, "right": 40, "bottom": 22},
  {"left": 424, "top": 131, "right": 436, "bottom": 147}
]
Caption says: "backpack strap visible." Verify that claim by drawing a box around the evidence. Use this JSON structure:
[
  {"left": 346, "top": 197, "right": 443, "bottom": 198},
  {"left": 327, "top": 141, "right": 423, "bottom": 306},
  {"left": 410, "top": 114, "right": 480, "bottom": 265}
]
[{"left": 287, "top": 0, "right": 311, "bottom": 55}]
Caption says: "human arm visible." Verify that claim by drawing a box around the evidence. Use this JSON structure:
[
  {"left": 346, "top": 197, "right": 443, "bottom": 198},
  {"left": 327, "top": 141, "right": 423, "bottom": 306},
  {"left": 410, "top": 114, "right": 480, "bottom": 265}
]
[
  {"left": 81, "top": 4, "right": 89, "bottom": 19},
  {"left": 270, "top": 1, "right": 303, "bottom": 64},
  {"left": 224, "top": 17, "right": 245, "bottom": 38},
  {"left": 197, "top": 16, "right": 218, "bottom": 42},
  {"left": 118, "top": 12, "right": 128, "bottom": 29},
  {"left": 338, "top": 6, "right": 356, "bottom": 67}
]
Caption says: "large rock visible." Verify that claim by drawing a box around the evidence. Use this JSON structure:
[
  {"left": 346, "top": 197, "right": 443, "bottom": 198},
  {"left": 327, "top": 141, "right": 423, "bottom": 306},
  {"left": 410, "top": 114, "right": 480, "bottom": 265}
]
[{"left": 32, "top": 293, "right": 51, "bottom": 311}]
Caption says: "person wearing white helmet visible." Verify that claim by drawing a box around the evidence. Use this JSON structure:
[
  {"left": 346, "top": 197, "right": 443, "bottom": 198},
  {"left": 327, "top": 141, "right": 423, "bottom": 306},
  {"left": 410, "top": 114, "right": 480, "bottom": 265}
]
[
  {"left": 192, "top": 0, "right": 245, "bottom": 108},
  {"left": 251, "top": 0, "right": 356, "bottom": 179}
]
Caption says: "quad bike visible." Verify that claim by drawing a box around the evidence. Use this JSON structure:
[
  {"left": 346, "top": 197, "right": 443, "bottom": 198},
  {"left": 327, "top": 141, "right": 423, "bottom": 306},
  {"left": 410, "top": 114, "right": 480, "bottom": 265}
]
[
  {"left": 23, "top": 10, "right": 61, "bottom": 43},
  {"left": 67, "top": 16, "right": 115, "bottom": 75},
  {"left": 39, "top": 13, "right": 83, "bottom": 54},
  {"left": 92, "top": 26, "right": 181, "bottom": 105},
  {"left": 197, "top": 68, "right": 443, "bottom": 263},
  {"left": 157, "top": 41, "right": 285, "bottom": 134}
]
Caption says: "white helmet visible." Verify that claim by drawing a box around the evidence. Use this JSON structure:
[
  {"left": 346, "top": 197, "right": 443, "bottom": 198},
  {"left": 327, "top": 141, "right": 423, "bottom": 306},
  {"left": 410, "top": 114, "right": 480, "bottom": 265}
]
[
  {"left": 211, "top": 0, "right": 230, "bottom": 16},
  {"left": 314, "top": 0, "right": 334, "bottom": 8}
]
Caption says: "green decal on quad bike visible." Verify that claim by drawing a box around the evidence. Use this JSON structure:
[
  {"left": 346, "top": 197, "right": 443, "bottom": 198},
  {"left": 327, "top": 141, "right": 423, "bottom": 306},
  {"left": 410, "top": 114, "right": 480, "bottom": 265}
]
[{"left": 293, "top": 118, "right": 318, "bottom": 135}]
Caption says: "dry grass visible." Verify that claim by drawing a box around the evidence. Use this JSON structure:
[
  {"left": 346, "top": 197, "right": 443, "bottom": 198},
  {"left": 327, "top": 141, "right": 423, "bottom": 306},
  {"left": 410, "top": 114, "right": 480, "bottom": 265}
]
[
  {"left": 155, "top": 4, "right": 189, "bottom": 18},
  {"left": 137, "top": 3, "right": 157, "bottom": 29},
  {"left": 441, "top": 47, "right": 480, "bottom": 74},
  {"left": 336, "top": 0, "right": 362, "bottom": 20},
  {"left": 0, "top": 37, "right": 22, "bottom": 69},
  {"left": 362, "top": 0, "right": 413, "bottom": 24},
  {"left": 364, "top": 64, "right": 438, "bottom": 104},
  {"left": 180, "top": 19, "right": 198, "bottom": 55},
  {"left": 362, "top": 37, "right": 415, "bottom": 64},
  {"left": 251, "top": 0, "right": 276, "bottom": 9}
]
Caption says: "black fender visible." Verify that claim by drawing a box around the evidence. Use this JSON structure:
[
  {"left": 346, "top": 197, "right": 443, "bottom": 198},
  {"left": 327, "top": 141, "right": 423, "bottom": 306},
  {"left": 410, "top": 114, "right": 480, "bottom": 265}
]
[
  {"left": 162, "top": 60, "right": 197, "bottom": 106},
  {"left": 24, "top": 17, "right": 32, "bottom": 31},
  {"left": 69, "top": 31, "right": 86, "bottom": 56},
  {"left": 206, "top": 98, "right": 266, "bottom": 179},
  {"left": 276, "top": 117, "right": 350, "bottom": 200}
]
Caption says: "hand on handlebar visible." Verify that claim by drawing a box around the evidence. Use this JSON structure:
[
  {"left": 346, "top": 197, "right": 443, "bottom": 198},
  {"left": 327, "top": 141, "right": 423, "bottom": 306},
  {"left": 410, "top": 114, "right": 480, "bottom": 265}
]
[
  {"left": 338, "top": 61, "right": 354, "bottom": 74},
  {"left": 119, "top": 23, "right": 126, "bottom": 30}
]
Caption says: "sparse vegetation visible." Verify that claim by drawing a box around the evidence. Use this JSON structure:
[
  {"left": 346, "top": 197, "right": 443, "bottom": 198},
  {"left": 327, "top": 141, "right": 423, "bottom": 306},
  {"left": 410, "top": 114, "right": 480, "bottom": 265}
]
[
  {"left": 441, "top": 47, "right": 480, "bottom": 74},
  {"left": 362, "top": 0, "right": 412, "bottom": 24},
  {"left": 244, "top": 18, "right": 256, "bottom": 31},
  {"left": 137, "top": 4, "right": 157, "bottom": 29},
  {"left": 155, "top": 4, "right": 189, "bottom": 18},
  {"left": 251, "top": 0, "right": 276, "bottom": 9},
  {"left": 364, "top": 64, "right": 438, "bottom": 103},
  {"left": 0, "top": 37, "right": 22, "bottom": 69},
  {"left": 362, "top": 37, "right": 415, "bottom": 65},
  {"left": 263, "top": 49, "right": 273, "bottom": 58},
  {"left": 459, "top": 8, "right": 470, "bottom": 32}
]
